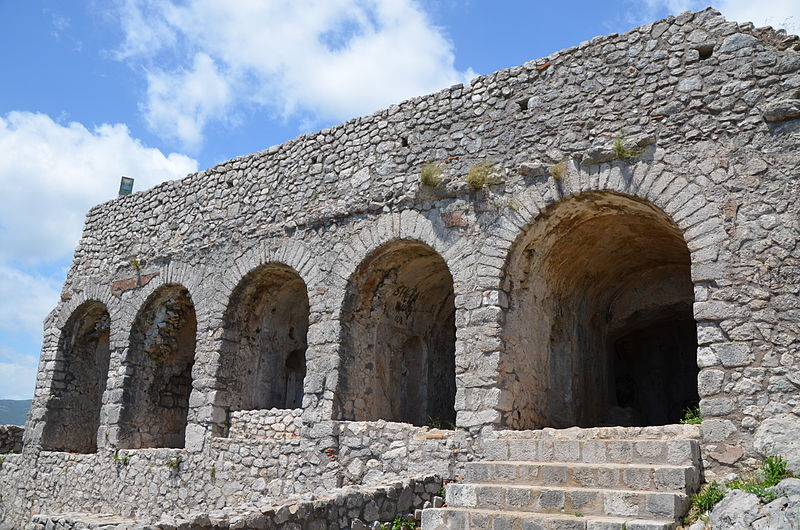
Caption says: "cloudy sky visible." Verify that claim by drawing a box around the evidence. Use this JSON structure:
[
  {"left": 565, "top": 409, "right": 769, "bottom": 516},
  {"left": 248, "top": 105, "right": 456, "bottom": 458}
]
[{"left": 0, "top": 0, "right": 798, "bottom": 400}]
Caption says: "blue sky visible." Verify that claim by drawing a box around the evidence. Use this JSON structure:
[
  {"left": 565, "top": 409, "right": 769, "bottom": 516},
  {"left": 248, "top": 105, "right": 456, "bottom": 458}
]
[{"left": 0, "top": 0, "right": 797, "bottom": 400}]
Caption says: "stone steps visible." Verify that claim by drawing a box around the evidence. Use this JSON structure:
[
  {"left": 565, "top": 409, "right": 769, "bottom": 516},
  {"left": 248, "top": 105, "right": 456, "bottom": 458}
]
[
  {"left": 421, "top": 429, "right": 702, "bottom": 529},
  {"left": 483, "top": 438, "right": 700, "bottom": 465},
  {"left": 464, "top": 461, "right": 699, "bottom": 493},
  {"left": 446, "top": 483, "right": 688, "bottom": 519},
  {"left": 421, "top": 507, "right": 678, "bottom": 529}
]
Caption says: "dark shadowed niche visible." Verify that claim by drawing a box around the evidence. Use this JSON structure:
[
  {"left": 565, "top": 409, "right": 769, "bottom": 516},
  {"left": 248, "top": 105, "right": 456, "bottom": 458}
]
[
  {"left": 217, "top": 263, "right": 310, "bottom": 431},
  {"left": 337, "top": 240, "right": 456, "bottom": 427},
  {"left": 502, "top": 191, "right": 698, "bottom": 429},
  {"left": 118, "top": 285, "right": 196, "bottom": 449},
  {"left": 41, "top": 301, "right": 111, "bottom": 453}
]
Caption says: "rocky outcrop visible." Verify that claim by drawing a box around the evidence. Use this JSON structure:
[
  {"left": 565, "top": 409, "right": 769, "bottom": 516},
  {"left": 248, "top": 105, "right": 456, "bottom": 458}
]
[
  {"left": 687, "top": 479, "right": 800, "bottom": 529},
  {"left": 754, "top": 414, "right": 800, "bottom": 474}
]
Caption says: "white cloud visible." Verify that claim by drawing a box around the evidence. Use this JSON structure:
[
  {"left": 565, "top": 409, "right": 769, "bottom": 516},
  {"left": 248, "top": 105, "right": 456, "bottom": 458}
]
[
  {"left": 628, "top": 0, "right": 800, "bottom": 30},
  {"left": 114, "top": 0, "right": 176, "bottom": 60},
  {"left": 114, "top": 0, "right": 475, "bottom": 150},
  {"left": 0, "top": 346, "right": 39, "bottom": 400},
  {"left": 144, "top": 53, "right": 232, "bottom": 151},
  {"left": 0, "top": 265, "right": 60, "bottom": 342},
  {"left": 0, "top": 111, "right": 198, "bottom": 265},
  {"left": 713, "top": 0, "right": 799, "bottom": 30},
  {"left": 0, "top": 111, "right": 198, "bottom": 399}
]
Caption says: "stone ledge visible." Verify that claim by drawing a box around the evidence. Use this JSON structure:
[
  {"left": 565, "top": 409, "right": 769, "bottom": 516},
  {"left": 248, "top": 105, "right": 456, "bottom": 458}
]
[{"left": 492, "top": 424, "right": 702, "bottom": 440}]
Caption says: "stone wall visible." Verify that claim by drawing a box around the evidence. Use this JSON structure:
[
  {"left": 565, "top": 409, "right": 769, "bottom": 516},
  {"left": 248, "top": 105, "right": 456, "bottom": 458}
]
[
  {"left": 27, "top": 475, "right": 442, "bottom": 530},
  {"left": 24, "top": 478, "right": 443, "bottom": 529},
  {"left": 0, "top": 421, "right": 466, "bottom": 529},
  {"left": 3, "top": 7, "right": 800, "bottom": 529},
  {"left": 227, "top": 408, "right": 303, "bottom": 440},
  {"left": 0, "top": 426, "right": 23, "bottom": 454}
]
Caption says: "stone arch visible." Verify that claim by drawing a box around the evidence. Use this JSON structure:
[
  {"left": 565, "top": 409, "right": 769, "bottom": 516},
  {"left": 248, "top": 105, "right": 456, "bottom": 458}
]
[
  {"left": 501, "top": 190, "right": 700, "bottom": 429},
  {"left": 328, "top": 211, "right": 473, "bottom": 318},
  {"left": 118, "top": 283, "right": 197, "bottom": 449},
  {"left": 40, "top": 300, "right": 111, "bottom": 453},
  {"left": 336, "top": 239, "right": 457, "bottom": 427},
  {"left": 218, "top": 263, "right": 310, "bottom": 418}
]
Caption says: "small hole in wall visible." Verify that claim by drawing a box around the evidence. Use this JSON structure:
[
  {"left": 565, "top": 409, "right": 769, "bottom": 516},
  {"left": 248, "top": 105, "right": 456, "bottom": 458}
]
[
  {"left": 517, "top": 98, "right": 529, "bottom": 111},
  {"left": 311, "top": 156, "right": 319, "bottom": 164},
  {"left": 697, "top": 45, "right": 714, "bottom": 60},
  {"left": 401, "top": 137, "right": 409, "bottom": 147}
]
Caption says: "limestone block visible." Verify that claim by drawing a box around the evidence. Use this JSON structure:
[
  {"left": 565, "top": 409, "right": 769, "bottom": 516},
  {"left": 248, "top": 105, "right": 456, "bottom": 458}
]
[
  {"left": 763, "top": 99, "right": 800, "bottom": 122},
  {"left": 754, "top": 414, "right": 800, "bottom": 473}
]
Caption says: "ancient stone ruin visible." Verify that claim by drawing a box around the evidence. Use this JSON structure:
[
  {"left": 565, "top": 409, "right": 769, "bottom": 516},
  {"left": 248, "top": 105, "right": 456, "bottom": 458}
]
[{"left": 1, "top": 7, "right": 799, "bottom": 529}]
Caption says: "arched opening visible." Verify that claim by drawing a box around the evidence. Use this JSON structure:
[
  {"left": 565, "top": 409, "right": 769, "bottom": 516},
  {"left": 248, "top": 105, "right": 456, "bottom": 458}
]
[
  {"left": 219, "top": 264, "right": 309, "bottom": 418},
  {"left": 338, "top": 240, "right": 456, "bottom": 427},
  {"left": 502, "top": 191, "right": 698, "bottom": 429},
  {"left": 119, "top": 285, "right": 196, "bottom": 449},
  {"left": 41, "top": 301, "right": 110, "bottom": 453},
  {"left": 284, "top": 349, "right": 306, "bottom": 409}
]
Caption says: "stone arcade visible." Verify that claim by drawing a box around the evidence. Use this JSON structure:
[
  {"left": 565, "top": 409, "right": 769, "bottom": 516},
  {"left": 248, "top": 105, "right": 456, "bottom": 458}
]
[{"left": 1, "top": 8, "right": 799, "bottom": 529}]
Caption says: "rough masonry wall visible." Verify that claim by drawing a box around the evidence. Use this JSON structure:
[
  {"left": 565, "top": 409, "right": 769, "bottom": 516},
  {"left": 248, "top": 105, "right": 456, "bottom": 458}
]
[
  {"left": 118, "top": 284, "right": 197, "bottom": 449},
  {"left": 3, "top": 7, "right": 800, "bottom": 529},
  {"left": 27, "top": 475, "right": 443, "bottom": 530},
  {"left": 219, "top": 263, "right": 310, "bottom": 425},
  {"left": 0, "top": 421, "right": 464, "bottom": 529},
  {"left": 0, "top": 426, "right": 23, "bottom": 454},
  {"left": 227, "top": 408, "right": 304, "bottom": 441}
]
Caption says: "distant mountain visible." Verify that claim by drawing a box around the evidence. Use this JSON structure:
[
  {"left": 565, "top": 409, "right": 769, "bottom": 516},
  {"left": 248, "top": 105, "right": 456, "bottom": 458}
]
[{"left": 0, "top": 399, "right": 31, "bottom": 426}]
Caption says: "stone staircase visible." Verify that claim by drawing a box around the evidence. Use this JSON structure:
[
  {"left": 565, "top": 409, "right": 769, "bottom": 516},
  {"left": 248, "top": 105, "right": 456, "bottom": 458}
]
[{"left": 422, "top": 426, "right": 702, "bottom": 529}]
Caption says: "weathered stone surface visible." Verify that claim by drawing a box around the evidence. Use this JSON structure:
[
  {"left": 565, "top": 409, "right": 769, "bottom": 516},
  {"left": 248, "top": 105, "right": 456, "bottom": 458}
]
[
  {"left": 27, "top": 475, "right": 442, "bottom": 530},
  {"left": 775, "top": 478, "right": 800, "bottom": 497},
  {"left": 3, "top": 6, "right": 800, "bottom": 529},
  {"left": 516, "top": 162, "right": 550, "bottom": 177},
  {"left": 580, "top": 146, "right": 616, "bottom": 165},
  {"left": 712, "top": 342, "right": 753, "bottom": 368},
  {"left": 706, "top": 484, "right": 800, "bottom": 530},
  {"left": 708, "top": 443, "right": 744, "bottom": 465},
  {"left": 718, "top": 32, "right": 760, "bottom": 53},
  {"left": 110, "top": 272, "right": 159, "bottom": 297},
  {"left": 763, "top": 98, "right": 800, "bottom": 122},
  {"left": 677, "top": 76, "right": 703, "bottom": 92},
  {"left": 709, "top": 490, "right": 761, "bottom": 527},
  {"left": 754, "top": 414, "right": 800, "bottom": 473}
]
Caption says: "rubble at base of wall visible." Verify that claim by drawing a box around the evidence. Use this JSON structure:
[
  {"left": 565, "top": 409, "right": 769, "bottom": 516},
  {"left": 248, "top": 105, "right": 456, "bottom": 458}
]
[
  {"left": 27, "top": 475, "right": 443, "bottom": 530},
  {"left": 0, "top": 425, "right": 23, "bottom": 454}
]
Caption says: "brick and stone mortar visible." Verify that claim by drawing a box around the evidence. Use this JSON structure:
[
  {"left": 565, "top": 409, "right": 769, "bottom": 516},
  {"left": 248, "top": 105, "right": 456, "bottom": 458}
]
[{"left": 1, "top": 7, "right": 799, "bottom": 529}]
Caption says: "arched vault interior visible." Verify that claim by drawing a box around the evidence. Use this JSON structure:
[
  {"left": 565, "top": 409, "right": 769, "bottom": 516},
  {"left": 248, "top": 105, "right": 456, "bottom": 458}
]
[
  {"left": 120, "top": 285, "right": 197, "bottom": 449},
  {"left": 42, "top": 301, "right": 110, "bottom": 453},
  {"left": 338, "top": 240, "right": 456, "bottom": 427},
  {"left": 219, "top": 263, "right": 310, "bottom": 422},
  {"left": 502, "top": 192, "right": 698, "bottom": 429}
]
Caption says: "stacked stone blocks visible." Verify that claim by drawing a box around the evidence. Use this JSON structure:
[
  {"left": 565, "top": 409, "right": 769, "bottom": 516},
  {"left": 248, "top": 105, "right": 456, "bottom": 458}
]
[{"left": 423, "top": 427, "right": 703, "bottom": 528}]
